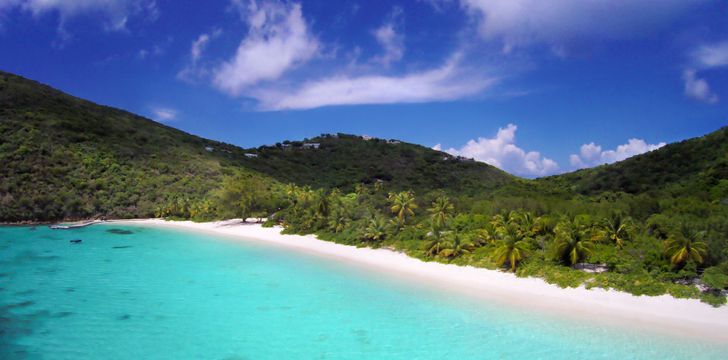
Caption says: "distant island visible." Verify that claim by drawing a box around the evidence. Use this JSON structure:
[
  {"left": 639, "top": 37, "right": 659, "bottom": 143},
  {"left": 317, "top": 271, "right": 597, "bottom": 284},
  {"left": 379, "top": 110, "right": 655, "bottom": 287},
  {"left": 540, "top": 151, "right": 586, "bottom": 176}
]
[{"left": 2, "top": 70, "right": 728, "bottom": 306}]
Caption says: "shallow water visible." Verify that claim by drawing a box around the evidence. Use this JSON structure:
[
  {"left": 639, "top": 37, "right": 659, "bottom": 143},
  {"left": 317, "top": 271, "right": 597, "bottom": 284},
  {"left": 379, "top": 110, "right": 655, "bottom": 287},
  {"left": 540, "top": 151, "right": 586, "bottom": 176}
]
[{"left": 1, "top": 224, "right": 726, "bottom": 359}]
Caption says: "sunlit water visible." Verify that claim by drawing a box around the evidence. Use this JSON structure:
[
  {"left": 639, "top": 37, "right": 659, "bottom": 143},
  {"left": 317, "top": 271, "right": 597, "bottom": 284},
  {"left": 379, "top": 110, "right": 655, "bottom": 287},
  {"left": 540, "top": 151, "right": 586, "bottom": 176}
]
[{"left": 1, "top": 224, "right": 727, "bottom": 359}]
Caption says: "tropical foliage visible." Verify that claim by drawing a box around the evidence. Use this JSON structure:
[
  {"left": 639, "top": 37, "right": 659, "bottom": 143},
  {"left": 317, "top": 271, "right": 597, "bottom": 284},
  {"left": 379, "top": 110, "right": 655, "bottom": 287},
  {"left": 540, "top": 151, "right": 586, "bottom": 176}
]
[{"left": 664, "top": 225, "right": 708, "bottom": 267}]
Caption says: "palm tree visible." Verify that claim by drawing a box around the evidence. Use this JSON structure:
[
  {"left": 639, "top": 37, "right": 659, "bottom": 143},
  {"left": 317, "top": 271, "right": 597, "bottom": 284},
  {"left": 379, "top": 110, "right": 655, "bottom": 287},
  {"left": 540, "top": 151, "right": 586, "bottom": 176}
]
[
  {"left": 439, "top": 233, "right": 471, "bottom": 259},
  {"left": 490, "top": 210, "right": 521, "bottom": 230},
  {"left": 313, "top": 189, "right": 330, "bottom": 219},
  {"left": 362, "top": 216, "right": 387, "bottom": 243},
  {"left": 554, "top": 219, "right": 594, "bottom": 265},
  {"left": 425, "top": 227, "right": 447, "bottom": 257},
  {"left": 388, "top": 191, "right": 418, "bottom": 223},
  {"left": 355, "top": 183, "right": 368, "bottom": 196},
  {"left": 492, "top": 223, "right": 530, "bottom": 271},
  {"left": 284, "top": 183, "right": 298, "bottom": 200},
  {"left": 664, "top": 225, "right": 708, "bottom": 267},
  {"left": 518, "top": 211, "right": 537, "bottom": 237},
  {"left": 327, "top": 205, "right": 350, "bottom": 233},
  {"left": 597, "top": 212, "right": 633, "bottom": 249},
  {"left": 428, "top": 195, "right": 454, "bottom": 230},
  {"left": 473, "top": 222, "right": 497, "bottom": 247},
  {"left": 533, "top": 215, "right": 556, "bottom": 251},
  {"left": 389, "top": 217, "right": 406, "bottom": 234}
]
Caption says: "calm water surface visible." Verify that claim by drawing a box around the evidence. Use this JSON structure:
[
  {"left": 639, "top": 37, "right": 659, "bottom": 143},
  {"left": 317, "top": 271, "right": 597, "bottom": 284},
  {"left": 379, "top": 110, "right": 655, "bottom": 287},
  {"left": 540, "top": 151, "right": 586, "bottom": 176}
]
[{"left": 1, "top": 224, "right": 726, "bottom": 359}]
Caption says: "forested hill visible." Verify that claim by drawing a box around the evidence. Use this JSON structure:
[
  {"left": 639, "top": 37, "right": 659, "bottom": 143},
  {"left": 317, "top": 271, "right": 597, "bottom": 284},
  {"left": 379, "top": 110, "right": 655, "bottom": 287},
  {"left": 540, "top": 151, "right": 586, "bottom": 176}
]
[
  {"left": 238, "top": 134, "right": 516, "bottom": 195},
  {"left": 538, "top": 126, "right": 728, "bottom": 199},
  {"left": 0, "top": 71, "right": 516, "bottom": 222},
  {"left": 0, "top": 71, "right": 267, "bottom": 221}
]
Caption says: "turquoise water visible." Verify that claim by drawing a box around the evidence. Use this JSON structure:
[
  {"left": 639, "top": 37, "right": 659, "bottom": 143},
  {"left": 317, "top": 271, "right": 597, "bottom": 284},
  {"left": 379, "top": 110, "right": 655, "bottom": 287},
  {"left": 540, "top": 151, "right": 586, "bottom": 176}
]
[{"left": 1, "top": 224, "right": 727, "bottom": 359}]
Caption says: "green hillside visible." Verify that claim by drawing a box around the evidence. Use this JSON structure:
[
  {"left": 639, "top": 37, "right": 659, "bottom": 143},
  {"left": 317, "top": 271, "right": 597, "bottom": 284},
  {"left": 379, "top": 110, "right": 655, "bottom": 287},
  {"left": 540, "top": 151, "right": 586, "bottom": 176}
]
[
  {"left": 539, "top": 127, "right": 728, "bottom": 199},
  {"left": 238, "top": 134, "right": 516, "bottom": 195},
  {"left": 0, "top": 71, "right": 516, "bottom": 222},
  {"left": 0, "top": 71, "right": 270, "bottom": 221}
]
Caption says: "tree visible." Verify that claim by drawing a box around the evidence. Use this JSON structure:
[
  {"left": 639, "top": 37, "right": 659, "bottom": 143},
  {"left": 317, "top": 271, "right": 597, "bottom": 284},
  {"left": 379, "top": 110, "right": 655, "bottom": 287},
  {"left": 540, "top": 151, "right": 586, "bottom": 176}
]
[
  {"left": 596, "top": 212, "right": 633, "bottom": 249},
  {"left": 473, "top": 222, "right": 497, "bottom": 247},
  {"left": 363, "top": 216, "right": 387, "bottom": 243},
  {"left": 533, "top": 215, "right": 556, "bottom": 251},
  {"left": 492, "top": 222, "right": 530, "bottom": 271},
  {"left": 439, "top": 233, "right": 471, "bottom": 259},
  {"left": 355, "top": 183, "right": 368, "bottom": 196},
  {"left": 313, "top": 189, "right": 330, "bottom": 219},
  {"left": 327, "top": 206, "right": 351, "bottom": 233},
  {"left": 214, "top": 173, "right": 275, "bottom": 221},
  {"left": 518, "top": 211, "right": 537, "bottom": 237},
  {"left": 664, "top": 225, "right": 708, "bottom": 267},
  {"left": 425, "top": 227, "right": 447, "bottom": 257},
  {"left": 702, "top": 262, "right": 728, "bottom": 290},
  {"left": 428, "top": 195, "right": 454, "bottom": 230},
  {"left": 554, "top": 218, "right": 594, "bottom": 265},
  {"left": 388, "top": 191, "right": 417, "bottom": 223}
]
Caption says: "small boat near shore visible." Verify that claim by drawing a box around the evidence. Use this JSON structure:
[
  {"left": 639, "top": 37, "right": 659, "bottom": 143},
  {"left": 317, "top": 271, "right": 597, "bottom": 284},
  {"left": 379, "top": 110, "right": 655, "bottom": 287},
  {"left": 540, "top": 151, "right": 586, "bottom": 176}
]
[{"left": 49, "top": 220, "right": 104, "bottom": 230}]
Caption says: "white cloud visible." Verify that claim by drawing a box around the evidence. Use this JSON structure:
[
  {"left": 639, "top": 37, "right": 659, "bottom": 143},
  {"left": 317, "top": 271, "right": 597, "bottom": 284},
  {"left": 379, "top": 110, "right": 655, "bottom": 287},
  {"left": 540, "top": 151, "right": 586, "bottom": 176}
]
[
  {"left": 570, "top": 138, "right": 666, "bottom": 169},
  {"left": 177, "top": 29, "right": 222, "bottom": 80},
  {"left": 4, "top": 0, "right": 158, "bottom": 32},
  {"left": 691, "top": 41, "right": 728, "bottom": 69},
  {"left": 371, "top": 9, "right": 404, "bottom": 66},
  {"left": 254, "top": 53, "right": 497, "bottom": 110},
  {"left": 682, "top": 68, "right": 718, "bottom": 104},
  {"left": 421, "top": 0, "right": 454, "bottom": 12},
  {"left": 460, "top": 0, "right": 705, "bottom": 51},
  {"left": 190, "top": 1, "right": 496, "bottom": 110},
  {"left": 212, "top": 0, "right": 319, "bottom": 96},
  {"left": 136, "top": 43, "right": 164, "bottom": 60},
  {"left": 151, "top": 107, "right": 177, "bottom": 122},
  {"left": 433, "top": 124, "right": 559, "bottom": 177},
  {"left": 0, "top": 0, "right": 21, "bottom": 10},
  {"left": 191, "top": 29, "right": 222, "bottom": 62},
  {"left": 681, "top": 40, "right": 728, "bottom": 104}
]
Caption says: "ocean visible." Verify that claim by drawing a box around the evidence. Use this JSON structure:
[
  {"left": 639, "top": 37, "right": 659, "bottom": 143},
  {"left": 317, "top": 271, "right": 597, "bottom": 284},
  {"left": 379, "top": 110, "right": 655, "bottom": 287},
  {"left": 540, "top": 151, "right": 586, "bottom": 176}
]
[{"left": 1, "top": 224, "right": 726, "bottom": 359}]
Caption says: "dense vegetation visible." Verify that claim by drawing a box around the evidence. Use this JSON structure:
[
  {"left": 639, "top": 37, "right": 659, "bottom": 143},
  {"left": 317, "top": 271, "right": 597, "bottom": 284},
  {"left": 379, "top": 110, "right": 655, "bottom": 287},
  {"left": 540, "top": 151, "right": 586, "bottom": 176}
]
[
  {"left": 0, "top": 71, "right": 520, "bottom": 221},
  {"left": 0, "top": 71, "right": 276, "bottom": 221},
  {"left": 1, "top": 70, "right": 727, "bottom": 305},
  {"left": 189, "top": 180, "right": 728, "bottom": 306},
  {"left": 539, "top": 127, "right": 728, "bottom": 198},
  {"left": 239, "top": 134, "right": 516, "bottom": 195}
]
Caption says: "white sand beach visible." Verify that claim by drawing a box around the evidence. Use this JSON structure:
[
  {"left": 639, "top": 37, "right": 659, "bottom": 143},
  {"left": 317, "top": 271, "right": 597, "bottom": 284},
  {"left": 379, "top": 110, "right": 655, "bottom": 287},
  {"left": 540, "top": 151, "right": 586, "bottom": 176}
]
[{"left": 112, "top": 218, "right": 728, "bottom": 343}]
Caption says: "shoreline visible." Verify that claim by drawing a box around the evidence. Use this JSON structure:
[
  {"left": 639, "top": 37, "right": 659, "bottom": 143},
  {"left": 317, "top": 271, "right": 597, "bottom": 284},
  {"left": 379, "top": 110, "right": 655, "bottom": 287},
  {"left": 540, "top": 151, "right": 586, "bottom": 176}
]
[{"left": 109, "top": 218, "right": 728, "bottom": 343}]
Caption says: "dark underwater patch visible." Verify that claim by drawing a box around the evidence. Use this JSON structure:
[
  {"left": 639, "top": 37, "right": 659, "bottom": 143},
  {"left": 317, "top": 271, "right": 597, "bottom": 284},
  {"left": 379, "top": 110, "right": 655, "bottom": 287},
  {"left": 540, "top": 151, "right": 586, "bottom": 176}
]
[
  {"left": 111, "top": 245, "right": 133, "bottom": 249},
  {"left": 9, "top": 300, "right": 35, "bottom": 309},
  {"left": 52, "top": 311, "right": 74, "bottom": 318},
  {"left": 106, "top": 229, "right": 133, "bottom": 235},
  {"left": 9, "top": 251, "right": 60, "bottom": 265},
  {"left": 0, "top": 308, "right": 51, "bottom": 359}
]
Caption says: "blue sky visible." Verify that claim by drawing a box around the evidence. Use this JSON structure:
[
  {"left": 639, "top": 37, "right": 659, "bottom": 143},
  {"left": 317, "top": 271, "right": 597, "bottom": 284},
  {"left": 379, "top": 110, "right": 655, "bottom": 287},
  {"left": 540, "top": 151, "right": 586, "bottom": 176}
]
[{"left": 1, "top": 0, "right": 727, "bottom": 177}]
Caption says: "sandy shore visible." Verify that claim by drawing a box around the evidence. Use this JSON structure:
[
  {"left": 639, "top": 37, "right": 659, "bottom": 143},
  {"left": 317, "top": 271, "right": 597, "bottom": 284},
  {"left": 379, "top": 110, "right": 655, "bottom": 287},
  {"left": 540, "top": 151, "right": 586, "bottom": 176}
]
[{"left": 111, "top": 218, "right": 728, "bottom": 343}]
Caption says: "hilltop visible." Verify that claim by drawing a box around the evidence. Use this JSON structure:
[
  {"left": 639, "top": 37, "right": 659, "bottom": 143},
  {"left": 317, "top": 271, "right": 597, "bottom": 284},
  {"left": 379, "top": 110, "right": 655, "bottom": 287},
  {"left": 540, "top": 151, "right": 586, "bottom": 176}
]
[
  {"left": 538, "top": 126, "right": 728, "bottom": 200},
  {"left": 239, "top": 133, "right": 516, "bottom": 195}
]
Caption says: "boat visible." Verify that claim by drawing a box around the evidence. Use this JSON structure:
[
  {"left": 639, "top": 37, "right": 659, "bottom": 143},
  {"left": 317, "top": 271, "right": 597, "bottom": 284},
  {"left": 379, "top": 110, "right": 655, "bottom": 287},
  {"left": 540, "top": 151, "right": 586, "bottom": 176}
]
[{"left": 49, "top": 220, "right": 103, "bottom": 230}]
